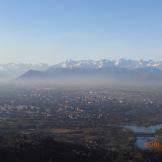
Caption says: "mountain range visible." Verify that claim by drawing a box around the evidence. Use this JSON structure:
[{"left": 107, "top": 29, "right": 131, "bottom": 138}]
[
  {"left": 0, "top": 63, "right": 49, "bottom": 80},
  {"left": 18, "top": 59, "right": 162, "bottom": 84},
  {"left": 50, "top": 59, "right": 162, "bottom": 69}
]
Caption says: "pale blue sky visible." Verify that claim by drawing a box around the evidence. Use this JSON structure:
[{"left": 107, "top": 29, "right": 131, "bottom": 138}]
[{"left": 0, "top": 0, "right": 162, "bottom": 64}]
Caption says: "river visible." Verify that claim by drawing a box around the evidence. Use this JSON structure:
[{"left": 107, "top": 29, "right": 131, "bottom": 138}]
[{"left": 123, "top": 124, "right": 162, "bottom": 149}]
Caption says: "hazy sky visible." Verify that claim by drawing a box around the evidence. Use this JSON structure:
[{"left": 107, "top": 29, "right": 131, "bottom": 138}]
[{"left": 0, "top": 0, "right": 162, "bottom": 64}]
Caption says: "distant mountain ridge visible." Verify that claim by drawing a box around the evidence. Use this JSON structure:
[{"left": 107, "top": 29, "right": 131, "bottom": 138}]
[
  {"left": 1, "top": 59, "right": 162, "bottom": 72},
  {"left": 50, "top": 59, "right": 162, "bottom": 70},
  {"left": 0, "top": 63, "right": 49, "bottom": 71},
  {"left": 0, "top": 63, "right": 49, "bottom": 80},
  {"left": 18, "top": 59, "right": 162, "bottom": 82}
]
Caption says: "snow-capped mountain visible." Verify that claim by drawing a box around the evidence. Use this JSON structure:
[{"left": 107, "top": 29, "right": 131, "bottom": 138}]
[
  {"left": 50, "top": 59, "right": 162, "bottom": 70},
  {"left": 1, "top": 59, "right": 162, "bottom": 74},
  {"left": 1, "top": 59, "right": 162, "bottom": 81},
  {"left": 19, "top": 59, "right": 162, "bottom": 83}
]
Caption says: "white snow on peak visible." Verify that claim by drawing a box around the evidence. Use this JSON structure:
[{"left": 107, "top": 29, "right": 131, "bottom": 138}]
[{"left": 52, "top": 59, "right": 162, "bottom": 70}]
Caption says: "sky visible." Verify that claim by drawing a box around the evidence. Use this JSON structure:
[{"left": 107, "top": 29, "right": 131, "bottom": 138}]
[{"left": 0, "top": 0, "right": 162, "bottom": 64}]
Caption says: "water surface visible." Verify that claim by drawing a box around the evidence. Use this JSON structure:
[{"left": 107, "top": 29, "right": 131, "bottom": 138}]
[{"left": 123, "top": 124, "right": 162, "bottom": 149}]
